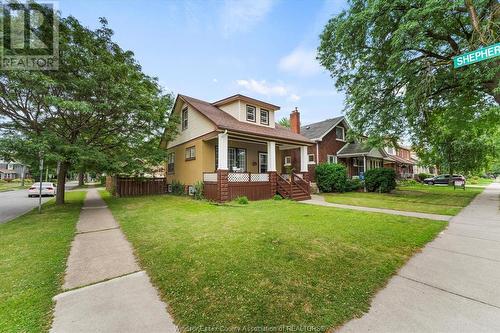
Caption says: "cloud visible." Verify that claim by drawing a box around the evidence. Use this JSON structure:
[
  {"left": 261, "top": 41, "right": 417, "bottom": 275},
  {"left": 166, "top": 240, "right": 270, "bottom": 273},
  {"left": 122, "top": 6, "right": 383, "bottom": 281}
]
[
  {"left": 289, "top": 94, "right": 301, "bottom": 101},
  {"left": 212, "top": 78, "right": 218, "bottom": 83},
  {"left": 236, "top": 79, "right": 288, "bottom": 96},
  {"left": 220, "top": 0, "right": 275, "bottom": 37},
  {"left": 278, "top": 48, "right": 322, "bottom": 76}
]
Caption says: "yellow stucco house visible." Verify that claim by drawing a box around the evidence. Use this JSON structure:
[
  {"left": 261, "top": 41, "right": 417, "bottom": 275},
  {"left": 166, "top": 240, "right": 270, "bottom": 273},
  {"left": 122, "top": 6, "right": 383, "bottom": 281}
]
[{"left": 162, "top": 94, "right": 313, "bottom": 202}]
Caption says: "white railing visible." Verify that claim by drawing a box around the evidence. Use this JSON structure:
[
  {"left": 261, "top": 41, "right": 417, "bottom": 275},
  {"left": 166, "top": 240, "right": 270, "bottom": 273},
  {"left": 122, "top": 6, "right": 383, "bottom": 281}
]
[
  {"left": 228, "top": 172, "right": 269, "bottom": 183},
  {"left": 203, "top": 173, "right": 218, "bottom": 182},
  {"left": 280, "top": 174, "right": 290, "bottom": 181}
]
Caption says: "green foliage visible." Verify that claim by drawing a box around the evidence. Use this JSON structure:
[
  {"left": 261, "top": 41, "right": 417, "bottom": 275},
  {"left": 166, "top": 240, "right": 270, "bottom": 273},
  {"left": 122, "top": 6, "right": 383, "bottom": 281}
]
[
  {"left": 315, "top": 163, "right": 349, "bottom": 193},
  {"left": 318, "top": 1, "right": 500, "bottom": 173},
  {"left": 347, "top": 178, "right": 363, "bottom": 191},
  {"left": 398, "top": 179, "right": 419, "bottom": 187},
  {"left": 171, "top": 180, "right": 185, "bottom": 196},
  {"left": 193, "top": 181, "right": 204, "bottom": 200},
  {"left": 365, "top": 168, "right": 397, "bottom": 193},
  {"left": 417, "top": 173, "right": 433, "bottom": 181},
  {"left": 273, "top": 194, "right": 283, "bottom": 200},
  {"left": 235, "top": 196, "right": 249, "bottom": 205},
  {"left": 278, "top": 117, "right": 290, "bottom": 128}
]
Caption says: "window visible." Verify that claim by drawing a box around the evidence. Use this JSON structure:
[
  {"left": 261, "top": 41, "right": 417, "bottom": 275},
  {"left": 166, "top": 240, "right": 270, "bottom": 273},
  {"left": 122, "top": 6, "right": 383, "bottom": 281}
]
[
  {"left": 284, "top": 156, "right": 291, "bottom": 166},
  {"left": 259, "top": 153, "right": 267, "bottom": 173},
  {"left": 181, "top": 107, "right": 188, "bottom": 130},
  {"left": 308, "top": 154, "right": 315, "bottom": 164},
  {"left": 260, "top": 109, "right": 269, "bottom": 125},
  {"left": 167, "top": 152, "right": 175, "bottom": 174},
  {"left": 386, "top": 146, "right": 395, "bottom": 155},
  {"left": 353, "top": 157, "right": 365, "bottom": 176},
  {"left": 327, "top": 155, "right": 337, "bottom": 164},
  {"left": 335, "top": 126, "right": 345, "bottom": 141},
  {"left": 246, "top": 105, "right": 256, "bottom": 122},
  {"left": 215, "top": 146, "right": 246, "bottom": 172},
  {"left": 185, "top": 146, "right": 196, "bottom": 160}
]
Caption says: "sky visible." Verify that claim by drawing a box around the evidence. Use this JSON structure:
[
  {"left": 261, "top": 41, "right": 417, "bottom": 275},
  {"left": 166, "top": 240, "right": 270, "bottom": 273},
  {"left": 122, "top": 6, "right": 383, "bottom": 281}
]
[{"left": 58, "top": 0, "right": 349, "bottom": 125}]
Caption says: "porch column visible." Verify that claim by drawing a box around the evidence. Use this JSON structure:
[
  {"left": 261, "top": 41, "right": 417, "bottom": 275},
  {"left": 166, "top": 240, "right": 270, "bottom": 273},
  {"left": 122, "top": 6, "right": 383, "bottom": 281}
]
[
  {"left": 267, "top": 141, "right": 277, "bottom": 197},
  {"left": 217, "top": 132, "right": 228, "bottom": 171},
  {"left": 217, "top": 132, "right": 229, "bottom": 202},
  {"left": 300, "top": 146, "right": 309, "bottom": 182}
]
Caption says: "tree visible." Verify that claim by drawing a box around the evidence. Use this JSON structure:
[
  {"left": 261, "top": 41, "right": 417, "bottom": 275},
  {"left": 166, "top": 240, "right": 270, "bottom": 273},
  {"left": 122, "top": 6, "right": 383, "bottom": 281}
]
[
  {"left": 0, "top": 12, "right": 175, "bottom": 204},
  {"left": 317, "top": 0, "right": 499, "bottom": 142},
  {"left": 278, "top": 117, "right": 290, "bottom": 128}
]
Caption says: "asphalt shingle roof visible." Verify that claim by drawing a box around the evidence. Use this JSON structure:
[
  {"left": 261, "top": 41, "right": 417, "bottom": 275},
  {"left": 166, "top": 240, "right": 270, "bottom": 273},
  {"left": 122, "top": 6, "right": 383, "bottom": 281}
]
[
  {"left": 179, "top": 94, "right": 312, "bottom": 144},
  {"left": 337, "top": 142, "right": 373, "bottom": 155},
  {"left": 300, "top": 116, "right": 344, "bottom": 140}
]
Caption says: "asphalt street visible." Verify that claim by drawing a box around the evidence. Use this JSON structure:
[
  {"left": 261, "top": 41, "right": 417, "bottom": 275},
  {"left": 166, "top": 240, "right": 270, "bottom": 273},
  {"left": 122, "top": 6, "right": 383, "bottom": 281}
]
[{"left": 0, "top": 181, "right": 79, "bottom": 224}]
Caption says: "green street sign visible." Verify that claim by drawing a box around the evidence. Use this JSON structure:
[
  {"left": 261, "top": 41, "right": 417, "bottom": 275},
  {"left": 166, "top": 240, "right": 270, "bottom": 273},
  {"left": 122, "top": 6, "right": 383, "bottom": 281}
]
[{"left": 453, "top": 42, "right": 500, "bottom": 68}]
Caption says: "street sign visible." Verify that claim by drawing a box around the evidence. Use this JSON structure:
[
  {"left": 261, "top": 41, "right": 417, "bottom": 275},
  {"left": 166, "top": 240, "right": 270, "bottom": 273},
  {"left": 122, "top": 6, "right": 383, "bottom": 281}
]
[{"left": 453, "top": 42, "right": 500, "bottom": 68}]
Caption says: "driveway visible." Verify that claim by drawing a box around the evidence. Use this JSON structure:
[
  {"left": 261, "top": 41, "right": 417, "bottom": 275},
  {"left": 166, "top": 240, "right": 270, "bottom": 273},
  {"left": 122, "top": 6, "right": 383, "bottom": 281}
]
[
  {"left": 0, "top": 181, "right": 79, "bottom": 224},
  {"left": 339, "top": 182, "right": 500, "bottom": 332}
]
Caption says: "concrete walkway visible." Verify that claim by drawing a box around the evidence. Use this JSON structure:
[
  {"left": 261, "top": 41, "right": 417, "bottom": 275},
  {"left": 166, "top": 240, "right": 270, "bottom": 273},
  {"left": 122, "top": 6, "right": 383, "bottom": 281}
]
[
  {"left": 51, "top": 189, "right": 178, "bottom": 333},
  {"left": 301, "top": 194, "right": 452, "bottom": 221},
  {"left": 338, "top": 182, "right": 500, "bottom": 332}
]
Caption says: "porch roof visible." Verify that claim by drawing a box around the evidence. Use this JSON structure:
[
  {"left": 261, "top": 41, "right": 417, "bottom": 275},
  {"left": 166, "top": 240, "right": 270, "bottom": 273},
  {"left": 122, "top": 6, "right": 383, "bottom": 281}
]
[
  {"left": 336, "top": 142, "right": 387, "bottom": 159},
  {"left": 179, "top": 94, "right": 313, "bottom": 145},
  {"left": 385, "top": 155, "right": 415, "bottom": 165},
  {"left": 0, "top": 168, "right": 16, "bottom": 174}
]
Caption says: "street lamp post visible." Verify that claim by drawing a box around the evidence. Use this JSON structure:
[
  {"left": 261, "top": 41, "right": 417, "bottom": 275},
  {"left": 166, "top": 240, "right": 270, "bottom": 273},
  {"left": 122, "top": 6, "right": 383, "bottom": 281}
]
[{"left": 39, "top": 151, "right": 44, "bottom": 213}]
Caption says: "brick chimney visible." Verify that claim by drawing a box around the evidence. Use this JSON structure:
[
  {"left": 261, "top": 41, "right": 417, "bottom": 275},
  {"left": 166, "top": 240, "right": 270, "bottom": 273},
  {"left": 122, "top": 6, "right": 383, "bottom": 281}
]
[{"left": 290, "top": 107, "right": 300, "bottom": 134}]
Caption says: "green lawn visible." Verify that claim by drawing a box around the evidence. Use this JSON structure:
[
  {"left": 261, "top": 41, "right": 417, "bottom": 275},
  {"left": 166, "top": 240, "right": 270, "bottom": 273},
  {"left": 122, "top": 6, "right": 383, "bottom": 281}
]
[
  {"left": 468, "top": 178, "right": 494, "bottom": 186},
  {"left": 323, "top": 184, "right": 483, "bottom": 216},
  {"left": 0, "top": 191, "right": 85, "bottom": 333},
  {"left": 101, "top": 192, "right": 446, "bottom": 331}
]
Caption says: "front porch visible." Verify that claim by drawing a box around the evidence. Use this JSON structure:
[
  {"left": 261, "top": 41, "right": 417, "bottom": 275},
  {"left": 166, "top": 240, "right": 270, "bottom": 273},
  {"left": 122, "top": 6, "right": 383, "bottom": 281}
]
[{"left": 202, "top": 132, "right": 311, "bottom": 202}]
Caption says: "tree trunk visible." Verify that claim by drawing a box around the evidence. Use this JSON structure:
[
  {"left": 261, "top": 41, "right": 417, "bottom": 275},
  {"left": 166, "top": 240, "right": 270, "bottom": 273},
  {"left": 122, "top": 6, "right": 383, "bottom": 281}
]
[
  {"left": 56, "top": 161, "right": 70, "bottom": 205},
  {"left": 78, "top": 171, "right": 84, "bottom": 186}
]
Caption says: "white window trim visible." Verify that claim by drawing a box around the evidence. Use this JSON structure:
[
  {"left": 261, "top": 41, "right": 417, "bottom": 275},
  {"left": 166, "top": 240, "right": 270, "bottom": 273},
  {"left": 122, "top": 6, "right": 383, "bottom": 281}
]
[
  {"left": 308, "top": 154, "right": 316, "bottom": 164},
  {"left": 181, "top": 107, "right": 188, "bottom": 131},
  {"left": 335, "top": 126, "right": 345, "bottom": 142},
  {"left": 327, "top": 154, "right": 337, "bottom": 164},
  {"left": 246, "top": 105, "right": 256, "bottom": 122},
  {"left": 260, "top": 109, "right": 269, "bottom": 125},
  {"left": 284, "top": 156, "right": 291, "bottom": 166}
]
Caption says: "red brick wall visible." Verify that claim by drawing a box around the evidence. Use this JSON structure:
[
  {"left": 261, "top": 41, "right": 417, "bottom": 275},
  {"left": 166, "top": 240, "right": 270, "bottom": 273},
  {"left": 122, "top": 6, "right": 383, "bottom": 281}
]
[{"left": 281, "top": 123, "right": 348, "bottom": 181}]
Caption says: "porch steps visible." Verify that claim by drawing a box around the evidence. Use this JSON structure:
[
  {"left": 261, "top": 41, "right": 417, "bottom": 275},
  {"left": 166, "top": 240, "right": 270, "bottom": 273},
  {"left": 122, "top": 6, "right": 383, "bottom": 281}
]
[{"left": 291, "top": 185, "right": 311, "bottom": 201}]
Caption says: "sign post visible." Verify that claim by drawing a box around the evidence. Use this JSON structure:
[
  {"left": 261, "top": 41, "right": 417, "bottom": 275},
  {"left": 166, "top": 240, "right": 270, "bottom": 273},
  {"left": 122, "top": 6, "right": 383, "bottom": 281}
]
[
  {"left": 453, "top": 42, "right": 500, "bottom": 68},
  {"left": 38, "top": 151, "right": 44, "bottom": 213}
]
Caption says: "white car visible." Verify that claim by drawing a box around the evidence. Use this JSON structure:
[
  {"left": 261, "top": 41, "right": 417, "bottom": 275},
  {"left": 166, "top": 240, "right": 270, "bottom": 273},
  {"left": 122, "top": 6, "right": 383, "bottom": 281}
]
[{"left": 28, "top": 182, "right": 57, "bottom": 197}]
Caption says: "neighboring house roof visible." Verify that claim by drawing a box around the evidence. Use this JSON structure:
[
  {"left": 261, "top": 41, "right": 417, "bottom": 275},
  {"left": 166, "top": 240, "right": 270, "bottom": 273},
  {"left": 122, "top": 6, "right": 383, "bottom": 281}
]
[
  {"left": 0, "top": 168, "right": 17, "bottom": 174},
  {"left": 337, "top": 142, "right": 389, "bottom": 159},
  {"left": 300, "top": 116, "right": 345, "bottom": 141},
  {"left": 385, "top": 155, "right": 415, "bottom": 165},
  {"left": 178, "top": 94, "right": 312, "bottom": 145}
]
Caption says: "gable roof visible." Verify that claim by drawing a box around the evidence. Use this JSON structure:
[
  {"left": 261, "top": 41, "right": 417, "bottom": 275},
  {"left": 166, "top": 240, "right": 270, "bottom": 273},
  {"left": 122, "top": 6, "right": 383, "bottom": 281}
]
[
  {"left": 337, "top": 142, "right": 389, "bottom": 159},
  {"left": 300, "top": 116, "right": 346, "bottom": 140},
  {"left": 212, "top": 94, "right": 280, "bottom": 111},
  {"left": 177, "top": 94, "right": 312, "bottom": 144}
]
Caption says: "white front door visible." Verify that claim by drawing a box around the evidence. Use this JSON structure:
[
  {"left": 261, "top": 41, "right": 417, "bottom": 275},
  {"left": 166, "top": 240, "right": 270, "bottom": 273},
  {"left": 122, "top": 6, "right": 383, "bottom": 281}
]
[{"left": 259, "top": 153, "right": 268, "bottom": 173}]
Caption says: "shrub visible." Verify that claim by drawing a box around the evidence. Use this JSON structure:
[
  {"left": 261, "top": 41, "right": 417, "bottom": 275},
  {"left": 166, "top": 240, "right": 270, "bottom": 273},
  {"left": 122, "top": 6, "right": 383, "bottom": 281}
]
[
  {"left": 417, "top": 173, "right": 432, "bottom": 182},
  {"left": 193, "top": 181, "right": 204, "bottom": 200},
  {"left": 315, "top": 163, "right": 349, "bottom": 193},
  {"left": 347, "top": 178, "right": 363, "bottom": 191},
  {"left": 171, "top": 180, "right": 185, "bottom": 195},
  {"left": 273, "top": 194, "right": 283, "bottom": 200},
  {"left": 235, "top": 196, "right": 249, "bottom": 204},
  {"left": 398, "top": 179, "right": 418, "bottom": 186},
  {"left": 469, "top": 176, "right": 480, "bottom": 184},
  {"left": 365, "top": 168, "right": 397, "bottom": 193}
]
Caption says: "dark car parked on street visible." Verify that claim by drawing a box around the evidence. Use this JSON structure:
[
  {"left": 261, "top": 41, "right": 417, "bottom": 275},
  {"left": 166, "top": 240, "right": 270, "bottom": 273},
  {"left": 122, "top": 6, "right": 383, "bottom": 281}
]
[{"left": 423, "top": 174, "right": 466, "bottom": 185}]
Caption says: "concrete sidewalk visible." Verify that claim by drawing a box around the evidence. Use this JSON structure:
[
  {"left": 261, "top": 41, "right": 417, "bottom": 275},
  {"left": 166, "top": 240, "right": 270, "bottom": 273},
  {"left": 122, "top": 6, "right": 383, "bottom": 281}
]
[
  {"left": 338, "top": 182, "right": 500, "bottom": 332},
  {"left": 51, "top": 189, "right": 177, "bottom": 333},
  {"left": 301, "top": 194, "right": 452, "bottom": 221}
]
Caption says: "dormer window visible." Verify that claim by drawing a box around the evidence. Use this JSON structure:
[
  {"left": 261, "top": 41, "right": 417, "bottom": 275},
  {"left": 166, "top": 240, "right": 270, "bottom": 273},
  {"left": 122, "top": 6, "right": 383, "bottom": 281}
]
[
  {"left": 335, "top": 126, "right": 345, "bottom": 141},
  {"left": 181, "top": 107, "right": 188, "bottom": 130},
  {"left": 260, "top": 109, "right": 269, "bottom": 125},
  {"left": 246, "top": 105, "right": 256, "bottom": 122}
]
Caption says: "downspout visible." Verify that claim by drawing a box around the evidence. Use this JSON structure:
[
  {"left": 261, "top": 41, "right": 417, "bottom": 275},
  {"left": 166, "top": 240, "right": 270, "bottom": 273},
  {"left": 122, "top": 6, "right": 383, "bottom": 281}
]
[
  {"left": 316, "top": 142, "right": 319, "bottom": 163},
  {"left": 363, "top": 155, "right": 367, "bottom": 192}
]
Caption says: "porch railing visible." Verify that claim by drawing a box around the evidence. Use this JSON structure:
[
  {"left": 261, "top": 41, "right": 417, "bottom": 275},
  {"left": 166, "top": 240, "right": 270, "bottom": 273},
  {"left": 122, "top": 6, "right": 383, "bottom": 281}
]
[{"left": 203, "top": 172, "right": 270, "bottom": 183}]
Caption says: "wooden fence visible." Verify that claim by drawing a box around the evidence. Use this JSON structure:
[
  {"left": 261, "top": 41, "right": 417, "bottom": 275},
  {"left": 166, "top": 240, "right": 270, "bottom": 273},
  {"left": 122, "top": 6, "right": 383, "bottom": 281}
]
[{"left": 106, "top": 176, "right": 167, "bottom": 197}]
